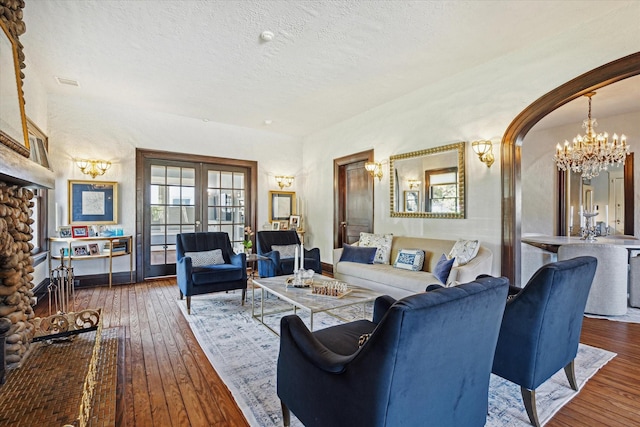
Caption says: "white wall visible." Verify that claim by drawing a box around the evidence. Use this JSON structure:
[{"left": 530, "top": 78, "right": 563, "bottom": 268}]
[
  {"left": 521, "top": 110, "right": 640, "bottom": 283},
  {"left": 37, "top": 95, "right": 302, "bottom": 276}
]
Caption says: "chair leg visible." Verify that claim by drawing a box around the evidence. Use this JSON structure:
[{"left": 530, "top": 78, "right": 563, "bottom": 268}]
[
  {"left": 186, "top": 296, "right": 191, "bottom": 314},
  {"left": 564, "top": 359, "right": 578, "bottom": 390},
  {"left": 520, "top": 387, "right": 540, "bottom": 427},
  {"left": 241, "top": 289, "right": 246, "bottom": 306},
  {"left": 179, "top": 290, "right": 183, "bottom": 300},
  {"left": 281, "top": 400, "right": 290, "bottom": 427}
]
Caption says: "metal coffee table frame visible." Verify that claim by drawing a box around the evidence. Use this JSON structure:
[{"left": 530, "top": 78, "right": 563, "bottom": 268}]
[{"left": 251, "top": 276, "right": 380, "bottom": 336}]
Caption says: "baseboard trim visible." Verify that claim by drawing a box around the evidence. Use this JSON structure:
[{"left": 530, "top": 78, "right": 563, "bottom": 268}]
[{"left": 321, "top": 262, "right": 333, "bottom": 276}]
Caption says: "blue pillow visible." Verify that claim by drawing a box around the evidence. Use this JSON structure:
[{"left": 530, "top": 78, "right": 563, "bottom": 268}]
[
  {"left": 433, "top": 253, "right": 455, "bottom": 284},
  {"left": 340, "top": 245, "right": 377, "bottom": 264}
]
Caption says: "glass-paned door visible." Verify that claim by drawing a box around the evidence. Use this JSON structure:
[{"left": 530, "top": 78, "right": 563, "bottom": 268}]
[{"left": 143, "top": 159, "right": 251, "bottom": 278}]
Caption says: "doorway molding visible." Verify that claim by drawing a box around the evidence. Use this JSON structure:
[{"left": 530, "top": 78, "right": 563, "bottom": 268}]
[{"left": 501, "top": 51, "right": 640, "bottom": 285}]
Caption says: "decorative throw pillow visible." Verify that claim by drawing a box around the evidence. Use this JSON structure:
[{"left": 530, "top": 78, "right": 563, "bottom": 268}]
[
  {"left": 340, "top": 244, "right": 377, "bottom": 264},
  {"left": 448, "top": 239, "right": 480, "bottom": 266},
  {"left": 272, "top": 244, "right": 299, "bottom": 259},
  {"left": 359, "top": 232, "right": 393, "bottom": 264},
  {"left": 433, "top": 253, "right": 455, "bottom": 284},
  {"left": 185, "top": 249, "right": 225, "bottom": 267},
  {"left": 393, "top": 249, "right": 425, "bottom": 271}
]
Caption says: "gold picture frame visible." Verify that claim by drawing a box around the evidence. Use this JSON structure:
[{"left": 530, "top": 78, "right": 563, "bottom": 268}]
[{"left": 68, "top": 180, "right": 118, "bottom": 225}]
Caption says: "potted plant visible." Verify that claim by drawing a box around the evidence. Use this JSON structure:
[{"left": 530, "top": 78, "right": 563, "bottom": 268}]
[{"left": 243, "top": 226, "right": 254, "bottom": 254}]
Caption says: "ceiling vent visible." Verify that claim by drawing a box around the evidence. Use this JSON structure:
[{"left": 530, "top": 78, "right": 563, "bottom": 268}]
[{"left": 55, "top": 77, "right": 80, "bottom": 87}]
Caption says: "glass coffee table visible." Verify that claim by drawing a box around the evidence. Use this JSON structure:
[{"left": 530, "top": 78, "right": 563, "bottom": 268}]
[{"left": 251, "top": 275, "right": 381, "bottom": 336}]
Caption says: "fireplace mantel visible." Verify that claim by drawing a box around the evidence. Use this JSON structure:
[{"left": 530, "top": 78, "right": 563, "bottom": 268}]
[{"left": 0, "top": 143, "right": 54, "bottom": 189}]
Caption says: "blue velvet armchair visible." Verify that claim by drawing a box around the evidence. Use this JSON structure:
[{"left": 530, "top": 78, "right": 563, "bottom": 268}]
[
  {"left": 256, "top": 230, "right": 321, "bottom": 277},
  {"left": 491, "top": 256, "right": 597, "bottom": 426},
  {"left": 277, "top": 276, "right": 509, "bottom": 427},
  {"left": 176, "top": 232, "right": 247, "bottom": 314}
]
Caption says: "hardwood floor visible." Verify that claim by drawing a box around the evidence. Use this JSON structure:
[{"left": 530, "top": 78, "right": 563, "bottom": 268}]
[{"left": 34, "top": 280, "right": 640, "bottom": 426}]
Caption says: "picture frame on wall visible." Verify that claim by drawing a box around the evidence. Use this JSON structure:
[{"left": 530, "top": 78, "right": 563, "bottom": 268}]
[
  {"left": 71, "top": 225, "right": 89, "bottom": 238},
  {"left": 68, "top": 180, "right": 118, "bottom": 225},
  {"left": 268, "top": 190, "right": 296, "bottom": 222}
]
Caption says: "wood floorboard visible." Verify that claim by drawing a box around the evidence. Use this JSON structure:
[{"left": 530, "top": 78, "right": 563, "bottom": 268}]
[{"left": 33, "top": 280, "right": 640, "bottom": 427}]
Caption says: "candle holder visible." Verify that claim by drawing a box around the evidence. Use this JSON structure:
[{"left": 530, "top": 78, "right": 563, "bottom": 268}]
[{"left": 580, "top": 211, "right": 599, "bottom": 242}]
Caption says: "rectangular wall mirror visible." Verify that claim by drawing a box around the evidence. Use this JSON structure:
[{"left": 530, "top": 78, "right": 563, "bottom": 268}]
[
  {"left": 390, "top": 142, "right": 465, "bottom": 218},
  {"left": 269, "top": 191, "right": 296, "bottom": 222}
]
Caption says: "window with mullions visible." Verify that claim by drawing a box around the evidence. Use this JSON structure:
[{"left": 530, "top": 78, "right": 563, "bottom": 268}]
[
  {"left": 206, "top": 170, "right": 246, "bottom": 253},
  {"left": 426, "top": 167, "right": 459, "bottom": 213}
]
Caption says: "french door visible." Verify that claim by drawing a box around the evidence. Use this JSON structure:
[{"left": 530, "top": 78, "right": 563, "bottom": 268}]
[{"left": 139, "top": 151, "right": 255, "bottom": 279}]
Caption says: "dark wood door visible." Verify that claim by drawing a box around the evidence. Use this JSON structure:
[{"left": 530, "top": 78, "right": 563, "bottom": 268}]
[{"left": 334, "top": 151, "right": 374, "bottom": 248}]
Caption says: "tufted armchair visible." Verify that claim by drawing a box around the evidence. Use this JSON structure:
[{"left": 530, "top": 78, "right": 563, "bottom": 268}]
[
  {"left": 176, "top": 232, "right": 247, "bottom": 314},
  {"left": 277, "top": 276, "right": 509, "bottom": 427},
  {"left": 491, "top": 256, "right": 597, "bottom": 426},
  {"left": 256, "top": 230, "right": 321, "bottom": 277}
]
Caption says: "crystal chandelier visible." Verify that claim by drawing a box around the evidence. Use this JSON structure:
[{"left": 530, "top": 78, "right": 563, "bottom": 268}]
[{"left": 553, "top": 92, "right": 629, "bottom": 179}]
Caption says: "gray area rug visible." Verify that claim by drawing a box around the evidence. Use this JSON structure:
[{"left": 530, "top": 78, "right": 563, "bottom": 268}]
[
  {"left": 179, "top": 291, "right": 615, "bottom": 427},
  {"left": 586, "top": 306, "right": 640, "bottom": 323}
]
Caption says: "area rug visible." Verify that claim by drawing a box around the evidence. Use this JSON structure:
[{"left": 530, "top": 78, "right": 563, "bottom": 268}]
[
  {"left": 178, "top": 291, "right": 615, "bottom": 427},
  {"left": 585, "top": 306, "right": 640, "bottom": 324}
]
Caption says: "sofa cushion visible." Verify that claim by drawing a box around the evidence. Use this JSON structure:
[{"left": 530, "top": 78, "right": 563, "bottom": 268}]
[
  {"left": 336, "top": 261, "right": 441, "bottom": 293},
  {"left": 448, "top": 239, "right": 480, "bottom": 266},
  {"left": 433, "top": 253, "right": 455, "bottom": 283},
  {"left": 185, "top": 249, "right": 225, "bottom": 267},
  {"left": 393, "top": 249, "right": 425, "bottom": 271},
  {"left": 340, "top": 245, "right": 377, "bottom": 264},
  {"left": 359, "top": 232, "right": 393, "bottom": 264},
  {"left": 272, "top": 244, "right": 298, "bottom": 258},
  {"left": 191, "top": 264, "right": 244, "bottom": 285}
]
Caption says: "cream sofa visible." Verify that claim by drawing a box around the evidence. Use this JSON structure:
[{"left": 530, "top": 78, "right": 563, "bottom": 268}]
[{"left": 333, "top": 236, "right": 493, "bottom": 299}]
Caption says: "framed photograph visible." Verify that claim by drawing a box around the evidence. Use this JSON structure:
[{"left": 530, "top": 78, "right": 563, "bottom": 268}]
[
  {"left": 271, "top": 221, "right": 280, "bottom": 230},
  {"left": 58, "top": 225, "right": 72, "bottom": 238},
  {"left": 68, "top": 180, "right": 118, "bottom": 225},
  {"left": 88, "top": 243, "right": 100, "bottom": 256},
  {"left": 404, "top": 191, "right": 420, "bottom": 213},
  {"left": 73, "top": 245, "right": 89, "bottom": 256},
  {"left": 0, "top": 20, "right": 30, "bottom": 158},
  {"left": 269, "top": 191, "right": 296, "bottom": 222},
  {"left": 71, "top": 225, "right": 89, "bottom": 238},
  {"left": 27, "top": 118, "right": 49, "bottom": 169},
  {"left": 280, "top": 221, "right": 289, "bottom": 230},
  {"left": 289, "top": 215, "right": 301, "bottom": 230}
]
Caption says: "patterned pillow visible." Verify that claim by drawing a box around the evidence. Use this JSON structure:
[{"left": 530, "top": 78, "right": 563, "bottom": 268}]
[
  {"left": 448, "top": 239, "right": 480, "bottom": 266},
  {"left": 272, "top": 244, "right": 299, "bottom": 259},
  {"left": 393, "top": 249, "right": 425, "bottom": 271},
  {"left": 359, "top": 232, "right": 393, "bottom": 264},
  {"left": 185, "top": 249, "right": 225, "bottom": 267}
]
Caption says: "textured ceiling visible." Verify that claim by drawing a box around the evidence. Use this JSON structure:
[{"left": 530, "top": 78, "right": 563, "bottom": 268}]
[{"left": 20, "top": 0, "right": 639, "bottom": 137}]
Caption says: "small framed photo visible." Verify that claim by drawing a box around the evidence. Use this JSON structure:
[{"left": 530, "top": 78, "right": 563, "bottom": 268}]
[
  {"left": 59, "top": 225, "right": 72, "bottom": 238},
  {"left": 73, "top": 245, "right": 88, "bottom": 256},
  {"left": 280, "top": 221, "right": 289, "bottom": 230},
  {"left": 289, "top": 215, "right": 300, "bottom": 230},
  {"left": 71, "top": 225, "right": 89, "bottom": 238},
  {"left": 271, "top": 221, "right": 280, "bottom": 230},
  {"left": 88, "top": 243, "right": 100, "bottom": 256}
]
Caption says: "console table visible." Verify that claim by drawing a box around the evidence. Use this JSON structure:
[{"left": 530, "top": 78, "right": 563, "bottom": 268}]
[{"left": 48, "top": 235, "right": 134, "bottom": 288}]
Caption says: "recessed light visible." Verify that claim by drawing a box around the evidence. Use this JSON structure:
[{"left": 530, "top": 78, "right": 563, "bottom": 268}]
[
  {"left": 264, "top": 119, "right": 273, "bottom": 125},
  {"left": 260, "top": 31, "right": 274, "bottom": 42}
]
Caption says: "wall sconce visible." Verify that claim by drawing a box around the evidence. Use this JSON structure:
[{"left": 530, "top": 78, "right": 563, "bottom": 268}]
[
  {"left": 75, "top": 159, "right": 112, "bottom": 178},
  {"left": 275, "top": 175, "right": 294, "bottom": 189},
  {"left": 471, "top": 140, "right": 495, "bottom": 168},
  {"left": 408, "top": 179, "right": 421, "bottom": 189},
  {"left": 365, "top": 162, "right": 383, "bottom": 181}
]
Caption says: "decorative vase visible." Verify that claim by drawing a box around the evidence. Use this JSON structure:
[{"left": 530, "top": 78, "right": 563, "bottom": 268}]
[{"left": 244, "top": 247, "right": 252, "bottom": 255}]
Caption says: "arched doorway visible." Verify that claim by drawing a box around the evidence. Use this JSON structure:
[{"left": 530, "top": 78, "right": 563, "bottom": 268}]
[{"left": 501, "top": 51, "right": 640, "bottom": 285}]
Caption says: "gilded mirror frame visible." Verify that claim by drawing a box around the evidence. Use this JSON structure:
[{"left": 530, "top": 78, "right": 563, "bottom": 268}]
[
  {"left": 389, "top": 141, "right": 465, "bottom": 218},
  {"left": 0, "top": 20, "right": 29, "bottom": 157},
  {"left": 269, "top": 190, "right": 296, "bottom": 222}
]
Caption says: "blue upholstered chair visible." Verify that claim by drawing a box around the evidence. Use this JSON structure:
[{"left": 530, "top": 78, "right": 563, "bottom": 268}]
[
  {"left": 277, "top": 276, "right": 509, "bottom": 427},
  {"left": 491, "top": 256, "right": 597, "bottom": 427},
  {"left": 176, "top": 232, "right": 247, "bottom": 314},
  {"left": 256, "top": 230, "right": 321, "bottom": 277}
]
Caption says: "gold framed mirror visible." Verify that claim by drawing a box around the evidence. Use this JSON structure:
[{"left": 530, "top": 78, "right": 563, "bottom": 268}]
[
  {"left": 269, "top": 191, "right": 296, "bottom": 222},
  {"left": 390, "top": 142, "right": 465, "bottom": 218},
  {"left": 0, "top": 20, "right": 29, "bottom": 157}
]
